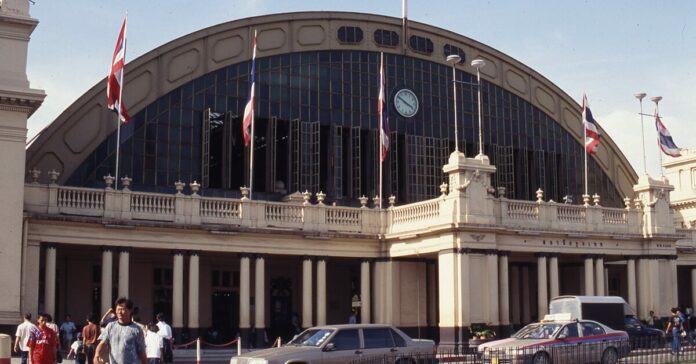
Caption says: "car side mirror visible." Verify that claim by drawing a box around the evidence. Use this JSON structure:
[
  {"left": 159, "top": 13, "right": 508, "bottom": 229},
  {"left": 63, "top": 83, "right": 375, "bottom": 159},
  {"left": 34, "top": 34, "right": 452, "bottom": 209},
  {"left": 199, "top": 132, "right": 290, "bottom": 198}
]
[
  {"left": 557, "top": 334, "right": 567, "bottom": 340},
  {"left": 323, "top": 343, "right": 335, "bottom": 352}
]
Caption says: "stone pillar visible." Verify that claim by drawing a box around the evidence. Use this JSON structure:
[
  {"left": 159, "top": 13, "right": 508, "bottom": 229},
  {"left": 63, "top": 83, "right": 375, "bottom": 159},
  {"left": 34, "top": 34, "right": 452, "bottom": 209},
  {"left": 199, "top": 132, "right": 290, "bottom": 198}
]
[
  {"left": 316, "top": 258, "right": 326, "bottom": 326},
  {"left": 584, "top": 256, "right": 595, "bottom": 296},
  {"left": 670, "top": 258, "right": 678, "bottom": 308},
  {"left": 0, "top": 0, "right": 46, "bottom": 320},
  {"left": 172, "top": 252, "right": 184, "bottom": 330},
  {"left": 649, "top": 259, "right": 661, "bottom": 316},
  {"left": 548, "top": 255, "right": 559, "bottom": 299},
  {"left": 188, "top": 252, "right": 200, "bottom": 336},
  {"left": 44, "top": 245, "right": 56, "bottom": 318},
  {"left": 253, "top": 255, "right": 265, "bottom": 348},
  {"left": 595, "top": 256, "right": 605, "bottom": 296},
  {"left": 487, "top": 252, "right": 499, "bottom": 325},
  {"left": 438, "top": 249, "right": 468, "bottom": 352},
  {"left": 637, "top": 257, "right": 651, "bottom": 319},
  {"left": 627, "top": 258, "right": 637, "bottom": 311},
  {"left": 510, "top": 265, "right": 521, "bottom": 325},
  {"left": 302, "top": 257, "right": 313, "bottom": 328},
  {"left": 521, "top": 265, "right": 531, "bottom": 324},
  {"left": 118, "top": 249, "right": 129, "bottom": 298},
  {"left": 361, "top": 260, "right": 371, "bottom": 323},
  {"left": 239, "top": 254, "right": 251, "bottom": 346},
  {"left": 498, "top": 252, "right": 510, "bottom": 326},
  {"left": 692, "top": 268, "right": 696, "bottom": 313},
  {"left": 101, "top": 248, "right": 113, "bottom": 312},
  {"left": 536, "top": 254, "right": 548, "bottom": 318}
]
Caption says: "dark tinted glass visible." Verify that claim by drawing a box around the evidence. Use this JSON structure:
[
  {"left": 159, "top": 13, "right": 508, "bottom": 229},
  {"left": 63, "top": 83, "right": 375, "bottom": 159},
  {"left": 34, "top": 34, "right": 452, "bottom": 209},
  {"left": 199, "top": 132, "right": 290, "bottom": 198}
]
[
  {"left": 390, "top": 329, "right": 407, "bottom": 347},
  {"left": 363, "top": 328, "right": 394, "bottom": 348},
  {"left": 374, "top": 30, "right": 399, "bottom": 46},
  {"left": 330, "top": 329, "right": 360, "bottom": 350},
  {"left": 338, "top": 26, "right": 363, "bottom": 44},
  {"left": 580, "top": 322, "right": 605, "bottom": 336}
]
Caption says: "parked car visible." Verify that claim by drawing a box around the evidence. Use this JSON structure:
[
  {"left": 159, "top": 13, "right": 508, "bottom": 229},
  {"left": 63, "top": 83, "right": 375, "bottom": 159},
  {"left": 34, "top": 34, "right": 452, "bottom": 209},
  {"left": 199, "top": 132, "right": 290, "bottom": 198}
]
[
  {"left": 230, "top": 324, "right": 436, "bottom": 364},
  {"left": 623, "top": 316, "right": 665, "bottom": 349},
  {"left": 478, "top": 314, "right": 630, "bottom": 364}
]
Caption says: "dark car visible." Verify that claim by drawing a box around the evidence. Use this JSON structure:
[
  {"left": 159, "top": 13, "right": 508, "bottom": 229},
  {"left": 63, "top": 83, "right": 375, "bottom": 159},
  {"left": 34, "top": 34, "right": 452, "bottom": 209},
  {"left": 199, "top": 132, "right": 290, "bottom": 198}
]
[{"left": 624, "top": 317, "right": 665, "bottom": 349}]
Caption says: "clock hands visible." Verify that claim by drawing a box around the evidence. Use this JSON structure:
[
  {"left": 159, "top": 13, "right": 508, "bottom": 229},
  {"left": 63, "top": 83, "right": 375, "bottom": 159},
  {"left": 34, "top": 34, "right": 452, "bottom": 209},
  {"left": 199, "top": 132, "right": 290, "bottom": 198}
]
[{"left": 397, "top": 95, "right": 414, "bottom": 109}]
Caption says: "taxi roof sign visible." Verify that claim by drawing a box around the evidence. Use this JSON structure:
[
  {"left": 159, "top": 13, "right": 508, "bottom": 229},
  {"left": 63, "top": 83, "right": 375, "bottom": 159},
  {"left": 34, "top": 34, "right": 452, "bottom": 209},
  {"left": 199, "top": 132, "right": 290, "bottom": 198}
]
[{"left": 542, "top": 313, "right": 572, "bottom": 322}]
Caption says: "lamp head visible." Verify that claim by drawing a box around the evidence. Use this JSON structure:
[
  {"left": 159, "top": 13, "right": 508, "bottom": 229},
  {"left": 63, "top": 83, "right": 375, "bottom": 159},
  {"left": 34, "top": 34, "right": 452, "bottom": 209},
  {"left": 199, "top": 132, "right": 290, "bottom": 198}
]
[
  {"left": 633, "top": 93, "right": 646, "bottom": 101},
  {"left": 471, "top": 59, "right": 486, "bottom": 69},
  {"left": 446, "top": 54, "right": 462, "bottom": 64},
  {"left": 650, "top": 96, "right": 662, "bottom": 104}
]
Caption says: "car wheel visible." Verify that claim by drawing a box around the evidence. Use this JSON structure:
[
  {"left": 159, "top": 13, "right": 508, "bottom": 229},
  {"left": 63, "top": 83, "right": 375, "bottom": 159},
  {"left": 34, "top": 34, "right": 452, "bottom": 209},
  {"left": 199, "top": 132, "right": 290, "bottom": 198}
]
[
  {"left": 532, "top": 352, "right": 551, "bottom": 364},
  {"left": 601, "top": 348, "right": 618, "bottom": 364}
]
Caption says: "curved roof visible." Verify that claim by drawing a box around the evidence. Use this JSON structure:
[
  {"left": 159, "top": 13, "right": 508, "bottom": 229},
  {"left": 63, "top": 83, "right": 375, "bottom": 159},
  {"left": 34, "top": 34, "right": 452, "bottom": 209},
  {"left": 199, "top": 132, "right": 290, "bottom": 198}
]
[{"left": 25, "top": 11, "right": 638, "bottom": 197}]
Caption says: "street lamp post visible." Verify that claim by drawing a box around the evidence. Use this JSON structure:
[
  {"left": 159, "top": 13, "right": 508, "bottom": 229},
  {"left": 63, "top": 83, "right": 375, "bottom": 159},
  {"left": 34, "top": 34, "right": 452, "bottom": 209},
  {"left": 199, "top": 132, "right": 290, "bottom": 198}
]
[
  {"left": 650, "top": 96, "right": 663, "bottom": 176},
  {"left": 634, "top": 92, "right": 647, "bottom": 176},
  {"left": 446, "top": 54, "right": 462, "bottom": 152},
  {"left": 471, "top": 58, "right": 486, "bottom": 158}
]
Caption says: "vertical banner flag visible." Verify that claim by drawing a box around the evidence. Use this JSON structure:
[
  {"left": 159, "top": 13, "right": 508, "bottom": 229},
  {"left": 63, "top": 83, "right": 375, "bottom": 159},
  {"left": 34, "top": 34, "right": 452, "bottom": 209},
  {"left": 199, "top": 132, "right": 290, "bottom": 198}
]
[
  {"left": 378, "top": 53, "right": 390, "bottom": 161},
  {"left": 107, "top": 15, "right": 130, "bottom": 122},
  {"left": 655, "top": 114, "right": 682, "bottom": 157},
  {"left": 582, "top": 94, "right": 601, "bottom": 154},
  {"left": 242, "top": 31, "right": 258, "bottom": 146}
]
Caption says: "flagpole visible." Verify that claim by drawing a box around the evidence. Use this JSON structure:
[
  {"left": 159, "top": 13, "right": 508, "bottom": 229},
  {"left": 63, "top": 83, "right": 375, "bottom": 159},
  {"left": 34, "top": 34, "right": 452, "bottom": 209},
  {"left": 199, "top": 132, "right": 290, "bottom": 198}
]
[
  {"left": 379, "top": 52, "right": 384, "bottom": 209},
  {"left": 651, "top": 96, "right": 663, "bottom": 176},
  {"left": 582, "top": 94, "right": 588, "bottom": 199},
  {"left": 249, "top": 29, "right": 257, "bottom": 200},
  {"left": 114, "top": 13, "right": 127, "bottom": 191}
]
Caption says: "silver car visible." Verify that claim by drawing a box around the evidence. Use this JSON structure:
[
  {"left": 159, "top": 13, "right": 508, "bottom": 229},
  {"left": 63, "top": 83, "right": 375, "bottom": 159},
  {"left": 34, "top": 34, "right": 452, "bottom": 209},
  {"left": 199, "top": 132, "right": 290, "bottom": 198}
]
[
  {"left": 230, "top": 324, "right": 436, "bottom": 364},
  {"left": 477, "top": 319, "right": 630, "bottom": 364}
]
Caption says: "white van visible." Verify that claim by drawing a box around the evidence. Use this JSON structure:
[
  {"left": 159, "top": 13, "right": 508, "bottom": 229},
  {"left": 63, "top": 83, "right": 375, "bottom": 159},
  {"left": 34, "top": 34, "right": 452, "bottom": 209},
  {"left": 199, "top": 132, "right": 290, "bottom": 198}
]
[{"left": 549, "top": 295, "right": 635, "bottom": 331}]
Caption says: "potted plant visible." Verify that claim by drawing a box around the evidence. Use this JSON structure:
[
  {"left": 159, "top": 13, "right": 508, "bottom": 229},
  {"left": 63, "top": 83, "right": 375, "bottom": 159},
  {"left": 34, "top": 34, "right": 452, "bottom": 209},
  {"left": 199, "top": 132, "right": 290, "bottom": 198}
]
[{"left": 468, "top": 323, "right": 496, "bottom": 349}]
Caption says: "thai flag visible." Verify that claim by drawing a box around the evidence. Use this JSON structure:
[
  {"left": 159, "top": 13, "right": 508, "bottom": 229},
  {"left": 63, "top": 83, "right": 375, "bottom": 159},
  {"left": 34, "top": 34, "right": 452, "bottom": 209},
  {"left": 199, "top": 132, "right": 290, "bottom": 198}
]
[
  {"left": 378, "top": 53, "right": 389, "bottom": 161},
  {"left": 582, "top": 94, "right": 601, "bottom": 154},
  {"left": 655, "top": 114, "right": 681, "bottom": 157},
  {"left": 106, "top": 16, "right": 130, "bottom": 123},
  {"left": 242, "top": 31, "right": 257, "bottom": 147}
]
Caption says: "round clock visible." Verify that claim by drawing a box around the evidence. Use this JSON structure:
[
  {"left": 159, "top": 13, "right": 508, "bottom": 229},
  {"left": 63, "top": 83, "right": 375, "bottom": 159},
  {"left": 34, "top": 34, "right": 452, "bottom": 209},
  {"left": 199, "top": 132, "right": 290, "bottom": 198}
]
[{"left": 393, "top": 88, "right": 419, "bottom": 118}]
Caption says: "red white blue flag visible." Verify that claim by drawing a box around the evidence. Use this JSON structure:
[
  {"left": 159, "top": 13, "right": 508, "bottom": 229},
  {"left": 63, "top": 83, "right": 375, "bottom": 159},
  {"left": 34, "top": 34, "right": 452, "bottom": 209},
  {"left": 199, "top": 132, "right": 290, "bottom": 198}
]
[
  {"left": 106, "top": 15, "right": 130, "bottom": 123},
  {"left": 655, "top": 113, "right": 681, "bottom": 157},
  {"left": 242, "top": 31, "right": 257, "bottom": 147},
  {"left": 582, "top": 94, "right": 601, "bottom": 154},
  {"left": 378, "top": 53, "right": 390, "bottom": 161}
]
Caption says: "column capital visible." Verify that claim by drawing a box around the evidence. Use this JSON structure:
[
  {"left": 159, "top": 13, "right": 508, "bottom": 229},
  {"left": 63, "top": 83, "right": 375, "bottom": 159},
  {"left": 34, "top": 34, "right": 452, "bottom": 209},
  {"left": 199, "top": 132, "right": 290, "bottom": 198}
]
[
  {"left": 239, "top": 253, "right": 254, "bottom": 259},
  {"left": 117, "top": 246, "right": 131, "bottom": 253},
  {"left": 497, "top": 250, "right": 512, "bottom": 257},
  {"left": 252, "top": 253, "right": 266, "bottom": 260},
  {"left": 187, "top": 250, "right": 201, "bottom": 257},
  {"left": 315, "top": 256, "right": 328, "bottom": 263},
  {"left": 623, "top": 255, "right": 641, "bottom": 261},
  {"left": 43, "top": 242, "right": 57, "bottom": 250},
  {"left": 546, "top": 253, "right": 560, "bottom": 258},
  {"left": 172, "top": 250, "right": 186, "bottom": 256},
  {"left": 100, "top": 246, "right": 114, "bottom": 253},
  {"left": 534, "top": 252, "right": 549, "bottom": 258},
  {"left": 361, "top": 258, "right": 373, "bottom": 264},
  {"left": 302, "top": 255, "right": 314, "bottom": 262}
]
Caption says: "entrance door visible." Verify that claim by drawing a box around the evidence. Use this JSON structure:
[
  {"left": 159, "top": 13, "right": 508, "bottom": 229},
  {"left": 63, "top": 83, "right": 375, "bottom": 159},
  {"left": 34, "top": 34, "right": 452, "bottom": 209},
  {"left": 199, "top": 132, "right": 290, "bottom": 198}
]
[
  {"left": 211, "top": 291, "right": 238, "bottom": 342},
  {"left": 269, "top": 277, "right": 293, "bottom": 341}
]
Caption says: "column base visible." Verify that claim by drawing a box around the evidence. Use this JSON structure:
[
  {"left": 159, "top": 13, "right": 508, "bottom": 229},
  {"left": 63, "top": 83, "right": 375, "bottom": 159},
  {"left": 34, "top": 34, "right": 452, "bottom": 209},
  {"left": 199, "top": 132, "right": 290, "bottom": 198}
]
[
  {"left": 239, "top": 328, "right": 251, "bottom": 348},
  {"left": 437, "top": 325, "right": 465, "bottom": 354},
  {"left": 255, "top": 328, "right": 268, "bottom": 348}
]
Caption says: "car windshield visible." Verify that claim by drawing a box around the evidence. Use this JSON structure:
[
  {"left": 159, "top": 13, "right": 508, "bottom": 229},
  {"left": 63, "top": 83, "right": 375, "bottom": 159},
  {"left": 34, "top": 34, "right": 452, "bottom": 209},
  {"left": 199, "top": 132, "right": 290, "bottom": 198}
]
[
  {"left": 513, "top": 323, "right": 562, "bottom": 339},
  {"left": 287, "top": 329, "right": 334, "bottom": 347}
]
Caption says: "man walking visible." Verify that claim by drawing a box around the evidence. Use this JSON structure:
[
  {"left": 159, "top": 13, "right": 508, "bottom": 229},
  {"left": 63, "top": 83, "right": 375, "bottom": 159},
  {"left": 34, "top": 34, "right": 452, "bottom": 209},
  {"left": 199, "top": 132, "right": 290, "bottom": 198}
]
[
  {"left": 82, "top": 314, "right": 99, "bottom": 364},
  {"left": 156, "top": 313, "right": 173, "bottom": 363},
  {"left": 60, "top": 314, "right": 77, "bottom": 348},
  {"left": 13, "top": 313, "right": 36, "bottom": 364},
  {"left": 94, "top": 297, "right": 147, "bottom": 364},
  {"left": 27, "top": 313, "right": 59, "bottom": 364}
]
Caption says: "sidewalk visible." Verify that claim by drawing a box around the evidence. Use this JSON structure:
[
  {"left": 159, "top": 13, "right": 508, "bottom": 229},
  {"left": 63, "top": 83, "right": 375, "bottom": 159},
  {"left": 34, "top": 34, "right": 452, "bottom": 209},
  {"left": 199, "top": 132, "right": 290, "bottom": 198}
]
[{"left": 10, "top": 349, "right": 239, "bottom": 364}]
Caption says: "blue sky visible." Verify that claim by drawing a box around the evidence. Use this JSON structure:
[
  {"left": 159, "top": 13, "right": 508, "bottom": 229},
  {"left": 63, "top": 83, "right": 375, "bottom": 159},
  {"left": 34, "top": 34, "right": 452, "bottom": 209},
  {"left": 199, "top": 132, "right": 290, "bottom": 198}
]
[{"left": 26, "top": 1, "right": 695, "bottom": 179}]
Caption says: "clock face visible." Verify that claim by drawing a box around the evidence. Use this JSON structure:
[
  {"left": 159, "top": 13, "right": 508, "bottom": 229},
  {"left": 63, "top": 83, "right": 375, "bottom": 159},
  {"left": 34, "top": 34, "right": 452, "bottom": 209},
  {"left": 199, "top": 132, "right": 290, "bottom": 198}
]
[{"left": 393, "top": 88, "right": 419, "bottom": 118}]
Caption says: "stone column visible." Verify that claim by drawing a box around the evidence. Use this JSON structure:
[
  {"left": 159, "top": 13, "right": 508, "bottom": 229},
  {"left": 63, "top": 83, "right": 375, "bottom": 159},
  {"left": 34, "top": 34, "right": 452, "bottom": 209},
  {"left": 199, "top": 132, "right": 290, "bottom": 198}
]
[
  {"left": 649, "top": 259, "right": 661, "bottom": 316},
  {"left": 188, "top": 252, "right": 200, "bottom": 336},
  {"left": 498, "top": 252, "right": 510, "bottom": 326},
  {"left": 101, "top": 248, "right": 113, "bottom": 312},
  {"left": 637, "top": 257, "right": 650, "bottom": 319},
  {"left": 521, "top": 265, "right": 531, "bottom": 324},
  {"left": 316, "top": 258, "right": 327, "bottom": 326},
  {"left": 584, "top": 256, "right": 595, "bottom": 296},
  {"left": 44, "top": 245, "right": 56, "bottom": 318},
  {"left": 595, "top": 256, "right": 605, "bottom": 296},
  {"left": 549, "top": 255, "right": 559, "bottom": 299},
  {"left": 627, "top": 258, "right": 637, "bottom": 311},
  {"left": 438, "top": 249, "right": 467, "bottom": 352},
  {"left": 302, "top": 257, "right": 313, "bottom": 328},
  {"left": 239, "top": 254, "right": 251, "bottom": 346},
  {"left": 510, "top": 265, "right": 521, "bottom": 325},
  {"left": 692, "top": 268, "right": 696, "bottom": 314},
  {"left": 361, "top": 260, "right": 371, "bottom": 323},
  {"left": 254, "top": 255, "right": 265, "bottom": 348},
  {"left": 487, "top": 252, "right": 499, "bottom": 325},
  {"left": 172, "top": 252, "right": 184, "bottom": 330},
  {"left": 670, "top": 258, "right": 678, "bottom": 308},
  {"left": 118, "top": 248, "right": 129, "bottom": 298},
  {"left": 536, "top": 254, "right": 548, "bottom": 318}
]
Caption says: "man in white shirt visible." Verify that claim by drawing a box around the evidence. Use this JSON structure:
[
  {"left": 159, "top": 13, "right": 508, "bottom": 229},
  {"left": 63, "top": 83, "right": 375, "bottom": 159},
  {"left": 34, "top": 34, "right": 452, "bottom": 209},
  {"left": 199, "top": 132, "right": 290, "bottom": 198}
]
[
  {"left": 145, "top": 323, "right": 164, "bottom": 364},
  {"left": 156, "top": 313, "right": 173, "bottom": 363},
  {"left": 13, "top": 313, "right": 36, "bottom": 364},
  {"left": 60, "top": 314, "right": 77, "bottom": 348}
]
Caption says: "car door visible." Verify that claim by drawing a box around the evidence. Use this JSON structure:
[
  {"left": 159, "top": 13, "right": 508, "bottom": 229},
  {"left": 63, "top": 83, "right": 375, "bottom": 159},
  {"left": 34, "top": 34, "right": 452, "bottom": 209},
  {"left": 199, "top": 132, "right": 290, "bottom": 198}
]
[
  {"left": 555, "top": 323, "right": 581, "bottom": 363},
  {"left": 321, "top": 328, "right": 362, "bottom": 364},
  {"left": 361, "top": 327, "right": 396, "bottom": 358},
  {"left": 579, "top": 321, "right": 606, "bottom": 363}
]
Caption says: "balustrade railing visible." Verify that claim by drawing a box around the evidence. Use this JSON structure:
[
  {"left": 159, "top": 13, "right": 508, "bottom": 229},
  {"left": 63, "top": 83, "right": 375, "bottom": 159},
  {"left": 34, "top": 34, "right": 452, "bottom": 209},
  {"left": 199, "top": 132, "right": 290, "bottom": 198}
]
[
  {"left": 326, "top": 207, "right": 361, "bottom": 226},
  {"left": 57, "top": 187, "right": 104, "bottom": 211},
  {"left": 131, "top": 192, "right": 175, "bottom": 220},
  {"left": 391, "top": 198, "right": 441, "bottom": 225},
  {"left": 557, "top": 205, "right": 586, "bottom": 223},
  {"left": 200, "top": 198, "right": 241, "bottom": 220},
  {"left": 265, "top": 203, "right": 303, "bottom": 224},
  {"left": 506, "top": 201, "right": 539, "bottom": 221},
  {"left": 602, "top": 207, "right": 628, "bottom": 225}
]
